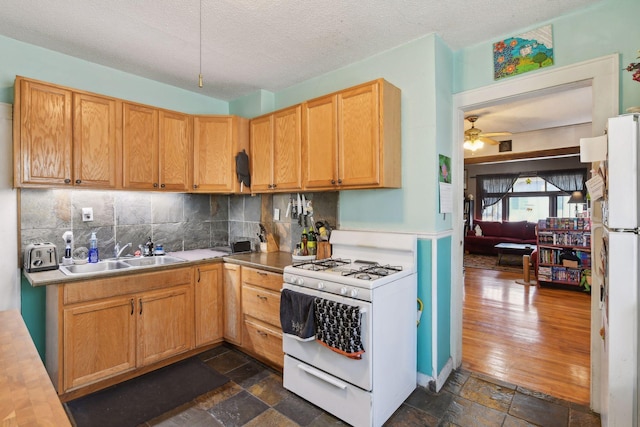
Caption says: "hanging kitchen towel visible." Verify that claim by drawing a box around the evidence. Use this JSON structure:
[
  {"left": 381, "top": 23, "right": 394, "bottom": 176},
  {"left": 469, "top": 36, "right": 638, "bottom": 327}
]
[
  {"left": 314, "top": 298, "right": 365, "bottom": 359},
  {"left": 280, "top": 289, "right": 316, "bottom": 341},
  {"left": 235, "top": 149, "right": 251, "bottom": 188}
]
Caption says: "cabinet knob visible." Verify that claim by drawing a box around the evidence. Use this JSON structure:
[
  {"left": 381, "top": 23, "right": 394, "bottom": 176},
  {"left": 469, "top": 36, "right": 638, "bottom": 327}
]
[
  {"left": 153, "top": 183, "right": 159, "bottom": 188},
  {"left": 331, "top": 179, "right": 336, "bottom": 185},
  {"left": 160, "top": 183, "right": 166, "bottom": 188},
  {"left": 193, "top": 184, "right": 198, "bottom": 189},
  {"left": 64, "top": 178, "right": 71, "bottom": 184},
  {"left": 272, "top": 184, "right": 277, "bottom": 189},
  {"left": 75, "top": 179, "right": 82, "bottom": 184},
  {"left": 337, "top": 179, "right": 342, "bottom": 184}
]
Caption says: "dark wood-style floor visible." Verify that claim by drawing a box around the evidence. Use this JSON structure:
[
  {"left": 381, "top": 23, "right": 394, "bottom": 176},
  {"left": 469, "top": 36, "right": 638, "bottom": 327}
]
[{"left": 462, "top": 267, "right": 591, "bottom": 405}]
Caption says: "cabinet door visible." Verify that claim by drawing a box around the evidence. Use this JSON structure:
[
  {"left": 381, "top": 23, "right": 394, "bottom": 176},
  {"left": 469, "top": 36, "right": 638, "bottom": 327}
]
[
  {"left": 249, "top": 115, "right": 274, "bottom": 192},
  {"left": 303, "top": 95, "right": 338, "bottom": 189},
  {"left": 73, "top": 93, "right": 121, "bottom": 188},
  {"left": 338, "top": 82, "right": 381, "bottom": 187},
  {"left": 223, "top": 263, "right": 242, "bottom": 345},
  {"left": 63, "top": 296, "right": 136, "bottom": 391},
  {"left": 194, "top": 264, "right": 223, "bottom": 347},
  {"left": 193, "top": 116, "right": 235, "bottom": 192},
  {"left": 123, "top": 103, "right": 158, "bottom": 189},
  {"left": 17, "top": 79, "right": 72, "bottom": 186},
  {"left": 272, "top": 105, "right": 302, "bottom": 191},
  {"left": 159, "top": 111, "right": 191, "bottom": 191},
  {"left": 137, "top": 285, "right": 194, "bottom": 366}
]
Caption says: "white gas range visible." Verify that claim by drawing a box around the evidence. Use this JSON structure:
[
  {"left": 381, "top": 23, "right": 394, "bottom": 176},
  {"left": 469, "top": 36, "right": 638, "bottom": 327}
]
[{"left": 281, "top": 230, "right": 417, "bottom": 427}]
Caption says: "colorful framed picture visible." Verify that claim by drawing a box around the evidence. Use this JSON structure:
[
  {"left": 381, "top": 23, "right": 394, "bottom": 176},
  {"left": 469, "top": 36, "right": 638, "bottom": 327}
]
[
  {"left": 493, "top": 25, "right": 554, "bottom": 80},
  {"left": 439, "top": 155, "right": 451, "bottom": 183}
]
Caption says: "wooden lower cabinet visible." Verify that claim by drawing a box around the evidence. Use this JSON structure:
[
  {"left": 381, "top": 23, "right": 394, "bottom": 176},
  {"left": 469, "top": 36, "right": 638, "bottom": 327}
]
[
  {"left": 240, "top": 266, "right": 284, "bottom": 369},
  {"left": 195, "top": 264, "right": 224, "bottom": 347},
  {"left": 137, "top": 285, "right": 194, "bottom": 366},
  {"left": 223, "top": 263, "right": 242, "bottom": 345},
  {"left": 63, "top": 296, "right": 137, "bottom": 391},
  {"left": 50, "top": 268, "right": 196, "bottom": 395}
]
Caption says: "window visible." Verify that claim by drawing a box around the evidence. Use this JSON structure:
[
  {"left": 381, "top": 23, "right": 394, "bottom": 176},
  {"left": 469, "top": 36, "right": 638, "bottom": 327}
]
[{"left": 480, "top": 176, "right": 583, "bottom": 222}]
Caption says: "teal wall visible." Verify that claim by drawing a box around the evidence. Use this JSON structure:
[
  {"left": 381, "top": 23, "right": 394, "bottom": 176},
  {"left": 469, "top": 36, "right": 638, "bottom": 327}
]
[
  {"left": 453, "top": 0, "right": 640, "bottom": 111},
  {"left": 0, "top": 35, "right": 228, "bottom": 114},
  {"left": 436, "top": 236, "right": 452, "bottom": 372},
  {"left": 416, "top": 239, "right": 433, "bottom": 375},
  {"left": 20, "top": 274, "right": 45, "bottom": 361}
]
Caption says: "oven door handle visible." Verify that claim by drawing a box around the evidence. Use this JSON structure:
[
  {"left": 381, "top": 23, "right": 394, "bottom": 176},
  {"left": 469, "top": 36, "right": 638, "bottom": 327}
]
[{"left": 297, "top": 363, "right": 347, "bottom": 390}]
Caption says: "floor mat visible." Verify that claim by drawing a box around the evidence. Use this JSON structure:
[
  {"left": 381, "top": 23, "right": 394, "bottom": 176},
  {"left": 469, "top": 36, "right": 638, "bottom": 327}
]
[
  {"left": 66, "top": 357, "right": 228, "bottom": 427},
  {"left": 464, "top": 253, "right": 534, "bottom": 274}
]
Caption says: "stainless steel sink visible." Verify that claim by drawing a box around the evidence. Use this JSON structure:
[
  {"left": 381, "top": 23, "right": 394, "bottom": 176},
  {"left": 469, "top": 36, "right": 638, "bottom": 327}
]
[
  {"left": 122, "top": 256, "right": 186, "bottom": 267},
  {"left": 60, "top": 260, "right": 131, "bottom": 275}
]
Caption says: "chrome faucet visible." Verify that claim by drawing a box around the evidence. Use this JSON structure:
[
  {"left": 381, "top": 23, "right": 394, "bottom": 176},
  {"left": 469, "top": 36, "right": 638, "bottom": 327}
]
[{"left": 114, "top": 242, "right": 132, "bottom": 259}]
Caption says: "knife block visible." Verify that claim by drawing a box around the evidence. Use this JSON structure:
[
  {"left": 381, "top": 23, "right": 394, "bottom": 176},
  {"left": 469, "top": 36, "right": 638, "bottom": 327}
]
[{"left": 316, "top": 242, "right": 331, "bottom": 259}]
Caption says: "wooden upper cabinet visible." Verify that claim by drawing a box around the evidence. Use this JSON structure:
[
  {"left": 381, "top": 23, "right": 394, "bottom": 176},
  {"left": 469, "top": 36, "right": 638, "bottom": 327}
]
[
  {"left": 14, "top": 78, "right": 73, "bottom": 186},
  {"left": 302, "top": 79, "right": 401, "bottom": 190},
  {"left": 123, "top": 103, "right": 158, "bottom": 190},
  {"left": 193, "top": 115, "right": 249, "bottom": 193},
  {"left": 303, "top": 94, "right": 338, "bottom": 189},
  {"left": 250, "top": 105, "right": 302, "bottom": 192},
  {"left": 123, "top": 104, "right": 191, "bottom": 191},
  {"left": 159, "top": 111, "right": 191, "bottom": 191},
  {"left": 249, "top": 115, "right": 274, "bottom": 192},
  {"left": 73, "top": 93, "right": 121, "bottom": 188}
]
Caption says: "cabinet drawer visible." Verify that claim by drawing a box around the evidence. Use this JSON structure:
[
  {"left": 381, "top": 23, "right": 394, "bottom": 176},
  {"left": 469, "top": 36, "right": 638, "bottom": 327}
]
[
  {"left": 243, "top": 318, "right": 283, "bottom": 368},
  {"left": 241, "top": 267, "right": 282, "bottom": 292},
  {"left": 242, "top": 284, "right": 280, "bottom": 326}
]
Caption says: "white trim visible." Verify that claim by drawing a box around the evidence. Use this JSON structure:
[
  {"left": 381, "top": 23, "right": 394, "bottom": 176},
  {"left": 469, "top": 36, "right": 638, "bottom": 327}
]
[
  {"left": 435, "top": 358, "right": 454, "bottom": 392},
  {"left": 417, "top": 371, "right": 435, "bottom": 389},
  {"left": 452, "top": 54, "right": 619, "bottom": 412},
  {"left": 431, "top": 234, "right": 438, "bottom": 384}
]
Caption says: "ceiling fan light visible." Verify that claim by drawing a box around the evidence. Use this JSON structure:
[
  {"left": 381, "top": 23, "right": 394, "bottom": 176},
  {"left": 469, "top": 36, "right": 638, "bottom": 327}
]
[{"left": 463, "top": 139, "right": 484, "bottom": 151}]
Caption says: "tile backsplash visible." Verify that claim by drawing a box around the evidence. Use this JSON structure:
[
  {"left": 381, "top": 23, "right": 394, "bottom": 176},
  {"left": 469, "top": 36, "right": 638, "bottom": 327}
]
[{"left": 19, "top": 189, "right": 338, "bottom": 261}]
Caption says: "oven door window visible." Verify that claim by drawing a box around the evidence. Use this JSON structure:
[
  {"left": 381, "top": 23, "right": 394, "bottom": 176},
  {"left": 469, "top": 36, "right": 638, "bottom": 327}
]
[{"left": 282, "top": 284, "right": 373, "bottom": 391}]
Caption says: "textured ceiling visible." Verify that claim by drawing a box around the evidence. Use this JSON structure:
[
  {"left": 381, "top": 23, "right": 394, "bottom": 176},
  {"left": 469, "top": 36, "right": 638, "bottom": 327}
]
[{"left": 0, "top": 0, "right": 603, "bottom": 101}]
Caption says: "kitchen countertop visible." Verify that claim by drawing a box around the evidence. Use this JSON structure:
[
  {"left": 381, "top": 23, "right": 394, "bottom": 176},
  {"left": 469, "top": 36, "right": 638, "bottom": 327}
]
[
  {"left": 23, "top": 250, "right": 294, "bottom": 287},
  {"left": 0, "top": 309, "right": 71, "bottom": 426}
]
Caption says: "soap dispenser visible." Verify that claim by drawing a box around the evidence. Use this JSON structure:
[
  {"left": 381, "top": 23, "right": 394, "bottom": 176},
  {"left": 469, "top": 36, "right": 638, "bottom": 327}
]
[{"left": 88, "top": 232, "right": 99, "bottom": 263}]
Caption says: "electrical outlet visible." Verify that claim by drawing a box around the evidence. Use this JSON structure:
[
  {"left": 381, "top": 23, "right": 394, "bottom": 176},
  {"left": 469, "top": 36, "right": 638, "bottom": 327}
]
[
  {"left": 274, "top": 208, "right": 280, "bottom": 221},
  {"left": 82, "top": 207, "right": 94, "bottom": 222}
]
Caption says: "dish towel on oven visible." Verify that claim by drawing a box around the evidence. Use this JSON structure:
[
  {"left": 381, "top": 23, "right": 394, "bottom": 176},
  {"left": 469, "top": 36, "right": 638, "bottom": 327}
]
[
  {"left": 279, "top": 289, "right": 316, "bottom": 341},
  {"left": 314, "top": 298, "right": 365, "bottom": 359}
]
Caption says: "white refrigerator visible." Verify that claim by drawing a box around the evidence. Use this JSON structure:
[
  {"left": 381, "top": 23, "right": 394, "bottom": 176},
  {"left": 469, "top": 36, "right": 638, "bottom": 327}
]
[{"left": 599, "top": 113, "right": 639, "bottom": 426}]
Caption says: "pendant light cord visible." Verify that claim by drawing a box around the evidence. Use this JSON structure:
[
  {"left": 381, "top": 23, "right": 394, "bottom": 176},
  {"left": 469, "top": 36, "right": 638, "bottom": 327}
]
[{"left": 198, "top": 0, "right": 203, "bottom": 88}]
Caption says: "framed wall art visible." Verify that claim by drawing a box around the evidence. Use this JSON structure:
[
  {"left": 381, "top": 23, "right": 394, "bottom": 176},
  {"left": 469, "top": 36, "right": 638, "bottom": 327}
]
[{"left": 493, "top": 25, "right": 554, "bottom": 80}]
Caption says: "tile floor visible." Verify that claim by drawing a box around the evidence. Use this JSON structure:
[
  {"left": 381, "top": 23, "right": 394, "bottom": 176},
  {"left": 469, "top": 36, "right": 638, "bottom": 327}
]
[{"left": 140, "top": 344, "right": 601, "bottom": 427}]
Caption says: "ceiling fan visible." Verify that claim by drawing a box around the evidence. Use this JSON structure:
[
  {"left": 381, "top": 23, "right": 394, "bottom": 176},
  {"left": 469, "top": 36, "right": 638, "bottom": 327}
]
[{"left": 463, "top": 115, "right": 511, "bottom": 151}]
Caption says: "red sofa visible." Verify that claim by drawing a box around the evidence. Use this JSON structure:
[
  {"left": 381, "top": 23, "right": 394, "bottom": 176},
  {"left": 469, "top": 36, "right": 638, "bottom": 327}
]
[{"left": 464, "top": 220, "right": 537, "bottom": 255}]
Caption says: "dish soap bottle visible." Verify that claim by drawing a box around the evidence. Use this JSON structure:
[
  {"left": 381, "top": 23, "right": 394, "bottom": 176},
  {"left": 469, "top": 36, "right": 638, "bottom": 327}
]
[{"left": 88, "top": 232, "right": 99, "bottom": 263}]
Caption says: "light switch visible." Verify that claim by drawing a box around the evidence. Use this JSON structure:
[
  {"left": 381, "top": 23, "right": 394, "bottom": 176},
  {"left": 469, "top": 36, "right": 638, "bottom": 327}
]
[
  {"left": 274, "top": 208, "right": 280, "bottom": 221},
  {"left": 82, "top": 207, "right": 94, "bottom": 222}
]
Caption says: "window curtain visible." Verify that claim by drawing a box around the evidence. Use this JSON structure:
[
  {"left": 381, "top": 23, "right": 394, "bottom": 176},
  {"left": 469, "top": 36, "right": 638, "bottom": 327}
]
[
  {"left": 537, "top": 169, "right": 586, "bottom": 193},
  {"left": 477, "top": 174, "right": 519, "bottom": 209}
]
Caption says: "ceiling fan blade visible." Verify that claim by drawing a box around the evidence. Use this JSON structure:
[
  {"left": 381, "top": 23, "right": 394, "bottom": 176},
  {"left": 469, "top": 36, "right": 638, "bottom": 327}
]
[
  {"left": 480, "top": 131, "right": 512, "bottom": 137},
  {"left": 479, "top": 136, "right": 500, "bottom": 145}
]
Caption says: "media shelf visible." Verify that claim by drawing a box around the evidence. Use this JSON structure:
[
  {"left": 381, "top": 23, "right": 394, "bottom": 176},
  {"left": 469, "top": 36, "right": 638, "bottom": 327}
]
[{"left": 536, "top": 218, "right": 591, "bottom": 288}]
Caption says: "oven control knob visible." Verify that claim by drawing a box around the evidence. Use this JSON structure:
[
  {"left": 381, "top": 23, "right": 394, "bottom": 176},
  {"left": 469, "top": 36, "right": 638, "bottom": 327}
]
[
  {"left": 350, "top": 289, "right": 359, "bottom": 298},
  {"left": 317, "top": 282, "right": 325, "bottom": 290},
  {"left": 285, "top": 275, "right": 296, "bottom": 284},
  {"left": 296, "top": 277, "right": 305, "bottom": 286},
  {"left": 340, "top": 287, "right": 348, "bottom": 295}
]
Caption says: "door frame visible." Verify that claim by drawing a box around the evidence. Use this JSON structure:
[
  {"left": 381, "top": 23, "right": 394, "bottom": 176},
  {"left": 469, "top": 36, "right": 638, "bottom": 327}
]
[{"left": 451, "top": 54, "right": 619, "bottom": 411}]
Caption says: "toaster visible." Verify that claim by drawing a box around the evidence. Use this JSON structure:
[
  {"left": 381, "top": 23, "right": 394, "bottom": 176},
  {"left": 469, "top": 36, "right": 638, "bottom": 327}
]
[{"left": 24, "top": 242, "right": 59, "bottom": 273}]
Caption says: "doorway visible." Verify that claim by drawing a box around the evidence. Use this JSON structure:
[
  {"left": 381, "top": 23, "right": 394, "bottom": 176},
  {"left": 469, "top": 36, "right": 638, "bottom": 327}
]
[{"left": 451, "top": 54, "right": 619, "bottom": 411}]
